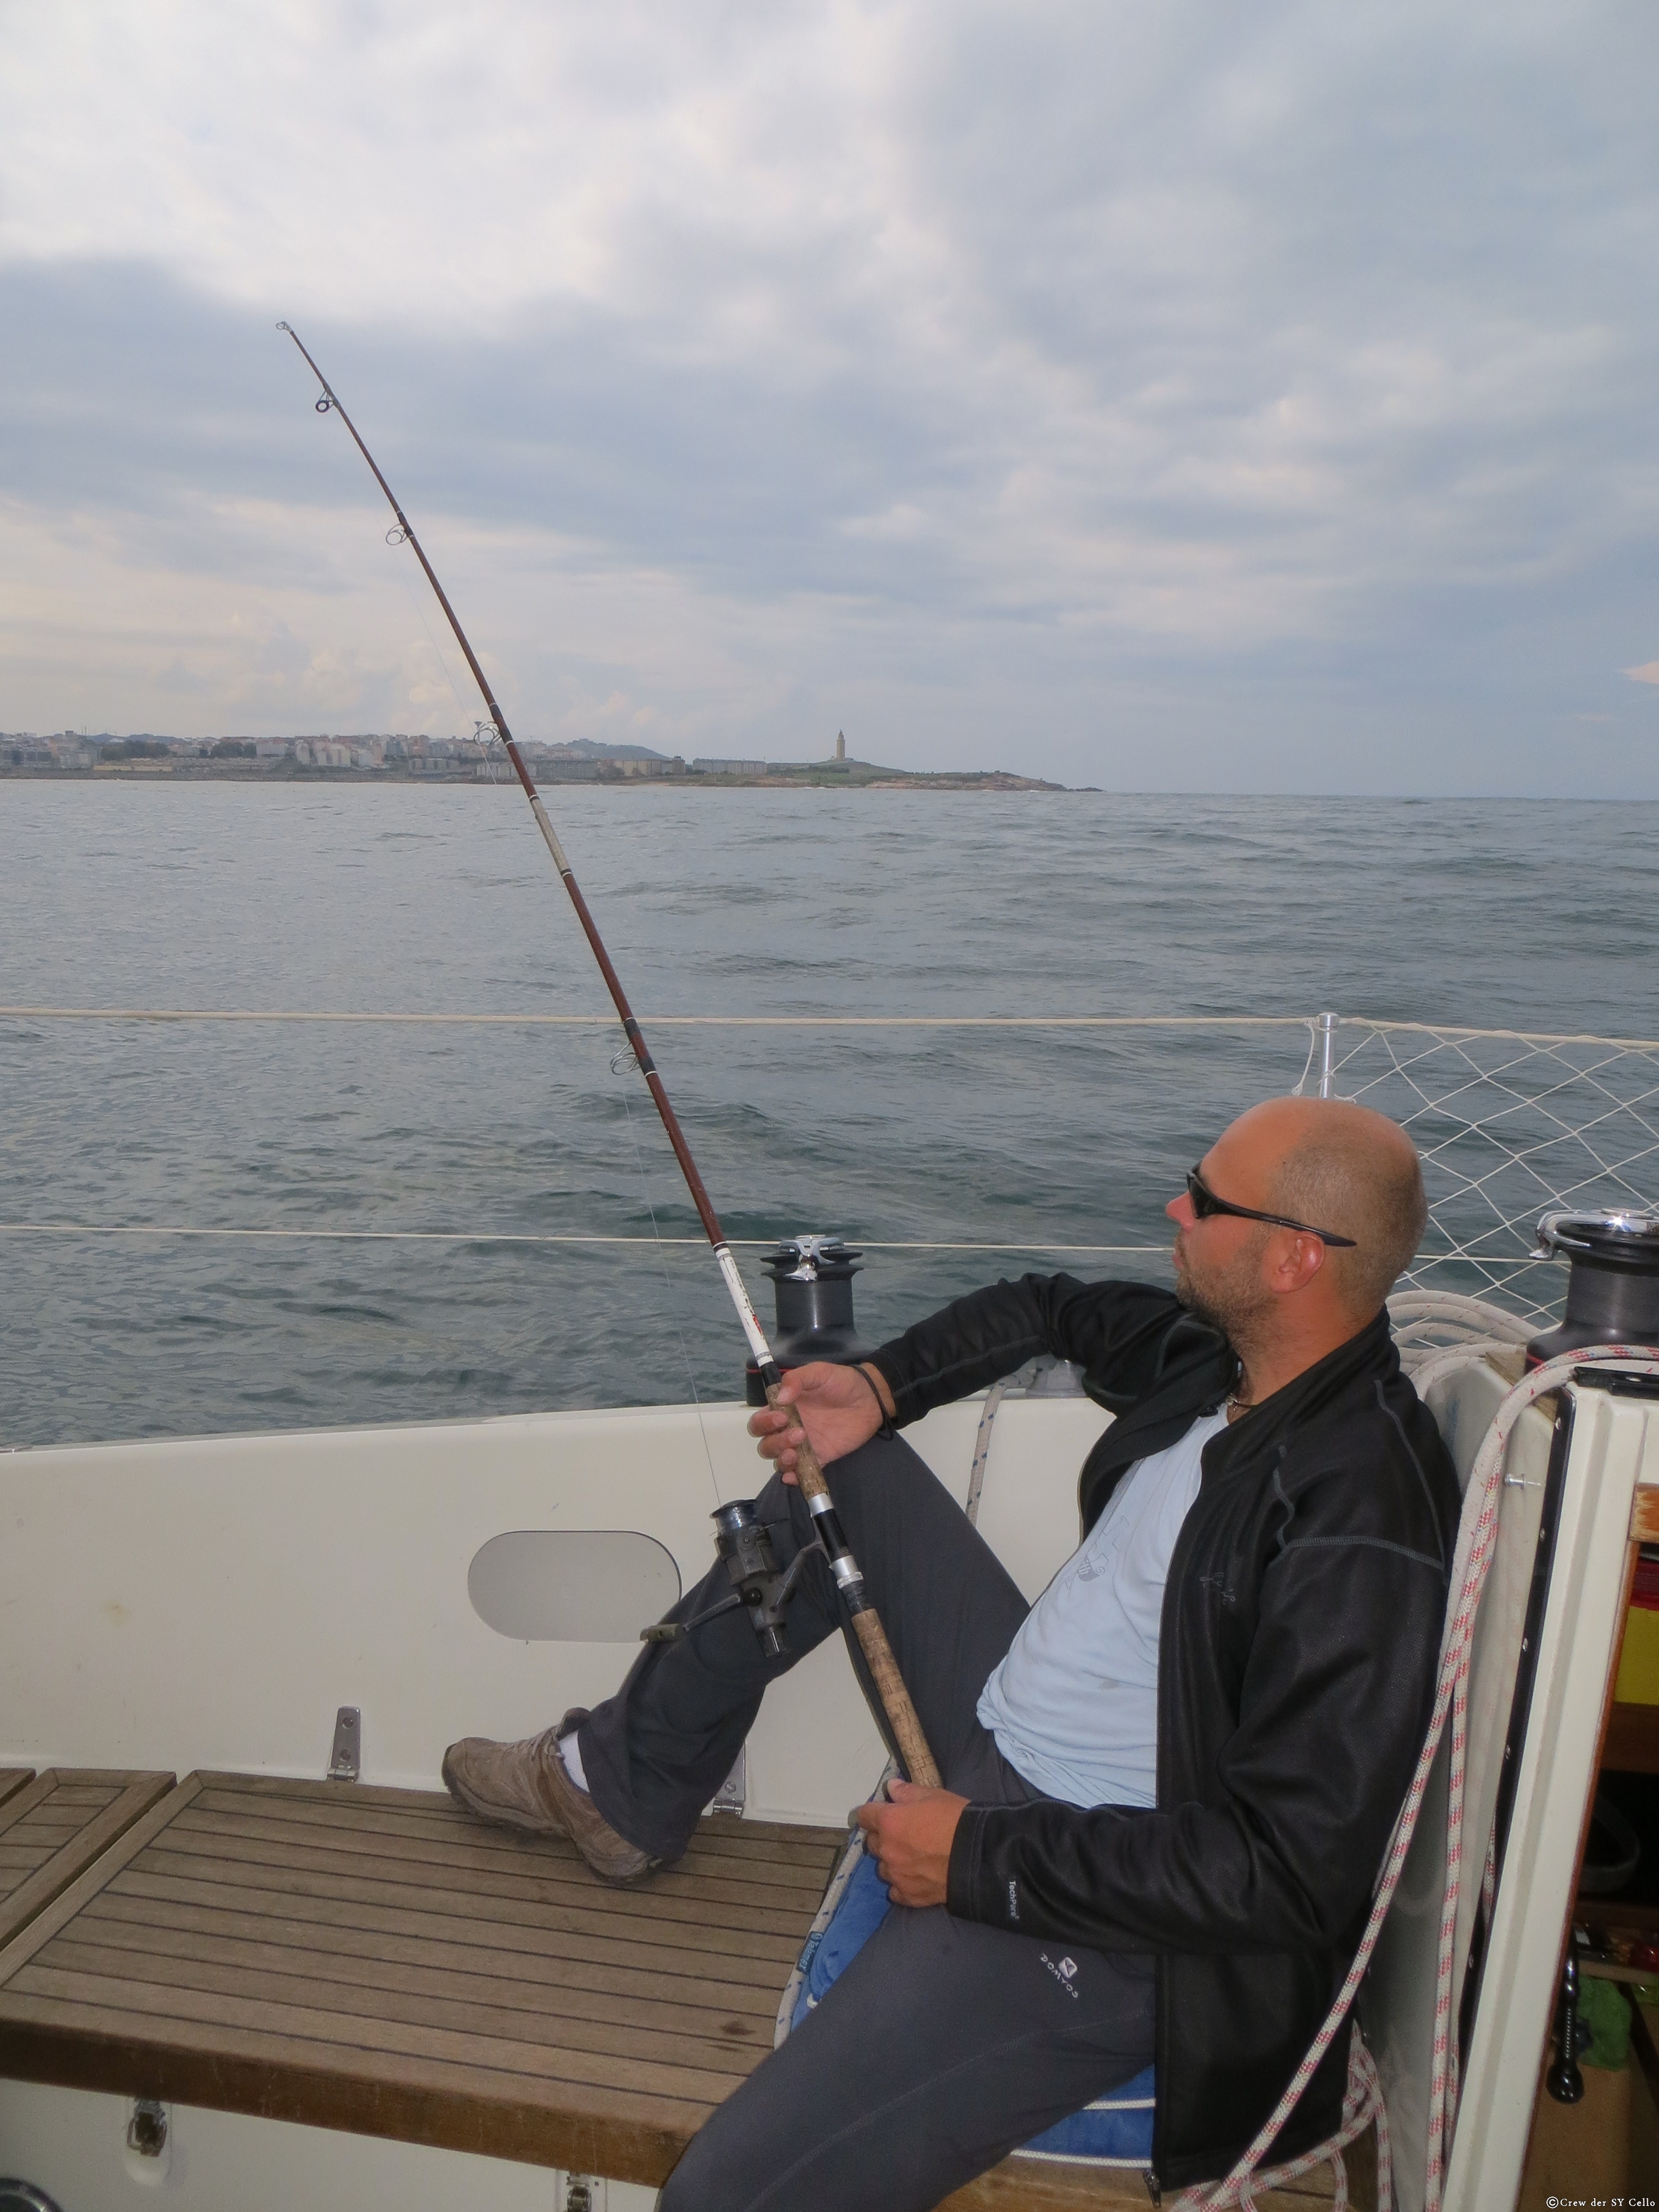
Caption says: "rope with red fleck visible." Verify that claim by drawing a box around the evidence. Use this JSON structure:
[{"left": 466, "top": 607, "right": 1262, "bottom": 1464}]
[{"left": 1176, "top": 1343, "right": 1659, "bottom": 2212}]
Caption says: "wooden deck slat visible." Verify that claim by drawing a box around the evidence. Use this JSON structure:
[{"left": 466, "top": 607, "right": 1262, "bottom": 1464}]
[
  {"left": 0, "top": 1817, "right": 117, "bottom": 1855},
  {"left": 79, "top": 1884, "right": 786, "bottom": 2005},
  {"left": 9, "top": 1795, "right": 121, "bottom": 1820},
  {"left": 0, "top": 1771, "right": 158, "bottom": 1845},
  {"left": 0, "top": 1776, "right": 57, "bottom": 1846},
  {"left": 56, "top": 1909, "right": 780, "bottom": 2041},
  {"left": 30, "top": 1938, "right": 766, "bottom": 2080},
  {"left": 0, "top": 1771, "right": 846, "bottom": 2183},
  {"left": 129, "top": 1841, "right": 811, "bottom": 1963},
  {"left": 192, "top": 1771, "right": 488, "bottom": 1812},
  {"left": 0, "top": 1822, "right": 105, "bottom": 1853},
  {"left": 0, "top": 1782, "right": 196, "bottom": 1980},
  {"left": 105, "top": 1866, "right": 795, "bottom": 1990},
  {"left": 195, "top": 1777, "right": 839, "bottom": 1858},
  {"left": 0, "top": 1772, "right": 175, "bottom": 1945},
  {"left": 170, "top": 1799, "right": 832, "bottom": 1905},
  {"left": 159, "top": 1811, "right": 826, "bottom": 1927},
  {"left": 190, "top": 1781, "right": 839, "bottom": 1885},
  {"left": 192, "top": 1773, "right": 841, "bottom": 1866},
  {"left": 174, "top": 1797, "right": 834, "bottom": 1902},
  {"left": 0, "top": 1772, "right": 35, "bottom": 1811},
  {"left": 9, "top": 1961, "right": 750, "bottom": 2106},
  {"left": 70, "top": 1885, "right": 779, "bottom": 2008}
]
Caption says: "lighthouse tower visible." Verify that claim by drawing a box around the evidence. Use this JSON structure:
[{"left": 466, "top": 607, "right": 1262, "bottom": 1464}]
[{"left": 835, "top": 732, "right": 846, "bottom": 761}]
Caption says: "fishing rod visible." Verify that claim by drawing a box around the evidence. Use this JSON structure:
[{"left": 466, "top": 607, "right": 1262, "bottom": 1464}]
[{"left": 275, "top": 322, "right": 940, "bottom": 1790}]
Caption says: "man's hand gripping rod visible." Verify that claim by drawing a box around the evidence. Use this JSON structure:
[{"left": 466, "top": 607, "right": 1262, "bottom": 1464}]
[{"left": 276, "top": 322, "right": 941, "bottom": 1791}]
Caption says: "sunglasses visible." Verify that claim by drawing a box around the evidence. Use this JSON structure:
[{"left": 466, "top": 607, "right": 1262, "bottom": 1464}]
[{"left": 1185, "top": 1167, "right": 1357, "bottom": 1249}]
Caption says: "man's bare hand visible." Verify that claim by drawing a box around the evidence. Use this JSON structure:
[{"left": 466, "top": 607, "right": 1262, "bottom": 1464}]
[
  {"left": 747, "top": 1360, "right": 893, "bottom": 1482},
  {"left": 855, "top": 1780, "right": 968, "bottom": 1908}
]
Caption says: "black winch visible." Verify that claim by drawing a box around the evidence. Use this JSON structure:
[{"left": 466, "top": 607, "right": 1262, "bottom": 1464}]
[
  {"left": 1525, "top": 1209, "right": 1659, "bottom": 1367},
  {"left": 744, "top": 1235, "right": 875, "bottom": 1406}
]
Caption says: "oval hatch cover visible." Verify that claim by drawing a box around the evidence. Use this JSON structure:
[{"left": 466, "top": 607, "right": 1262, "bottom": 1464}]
[{"left": 468, "top": 1530, "right": 682, "bottom": 1643}]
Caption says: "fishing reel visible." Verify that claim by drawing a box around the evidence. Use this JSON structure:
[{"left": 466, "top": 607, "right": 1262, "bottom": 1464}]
[{"left": 641, "top": 1499, "right": 817, "bottom": 1661}]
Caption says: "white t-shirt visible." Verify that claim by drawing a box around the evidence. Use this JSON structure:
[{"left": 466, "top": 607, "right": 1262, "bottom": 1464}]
[{"left": 975, "top": 1410, "right": 1227, "bottom": 1810}]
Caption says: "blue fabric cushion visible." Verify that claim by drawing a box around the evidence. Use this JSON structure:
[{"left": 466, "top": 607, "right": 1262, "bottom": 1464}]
[
  {"left": 788, "top": 1848, "right": 1156, "bottom": 2166},
  {"left": 791, "top": 1851, "right": 894, "bottom": 2028},
  {"left": 1017, "top": 2072, "right": 1155, "bottom": 2165}
]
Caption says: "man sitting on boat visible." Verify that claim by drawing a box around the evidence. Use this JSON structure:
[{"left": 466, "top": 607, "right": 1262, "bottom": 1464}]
[{"left": 443, "top": 1095, "right": 1456, "bottom": 2209}]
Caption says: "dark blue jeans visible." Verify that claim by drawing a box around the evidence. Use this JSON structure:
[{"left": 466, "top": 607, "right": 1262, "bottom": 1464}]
[{"left": 577, "top": 1434, "right": 1156, "bottom": 2212}]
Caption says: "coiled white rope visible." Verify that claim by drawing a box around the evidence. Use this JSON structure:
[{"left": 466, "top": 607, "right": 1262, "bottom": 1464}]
[
  {"left": 1176, "top": 1342, "right": 1659, "bottom": 2212},
  {"left": 1387, "top": 1291, "right": 1534, "bottom": 1366}
]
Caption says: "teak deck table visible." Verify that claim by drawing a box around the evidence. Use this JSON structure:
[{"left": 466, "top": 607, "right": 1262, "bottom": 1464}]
[{"left": 0, "top": 1771, "right": 1360, "bottom": 2208}]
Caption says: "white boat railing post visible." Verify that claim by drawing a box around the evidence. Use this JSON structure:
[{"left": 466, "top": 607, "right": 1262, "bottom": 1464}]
[{"left": 1317, "top": 1011, "right": 1339, "bottom": 1098}]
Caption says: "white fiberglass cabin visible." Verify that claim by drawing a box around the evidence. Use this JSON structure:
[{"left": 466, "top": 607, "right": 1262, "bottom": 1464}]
[{"left": 3, "top": 1015, "right": 1658, "bottom": 2211}]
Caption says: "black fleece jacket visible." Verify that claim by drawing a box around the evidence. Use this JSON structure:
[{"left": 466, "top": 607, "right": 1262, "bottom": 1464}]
[{"left": 867, "top": 1276, "right": 1457, "bottom": 2189}]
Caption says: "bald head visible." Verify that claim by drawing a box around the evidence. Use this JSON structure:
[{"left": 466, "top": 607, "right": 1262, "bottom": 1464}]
[
  {"left": 1245, "top": 1097, "right": 1427, "bottom": 1317},
  {"left": 1168, "top": 1097, "right": 1425, "bottom": 1384}
]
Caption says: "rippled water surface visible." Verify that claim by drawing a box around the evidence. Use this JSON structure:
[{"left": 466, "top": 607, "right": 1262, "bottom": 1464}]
[{"left": 2, "top": 782, "right": 1655, "bottom": 1446}]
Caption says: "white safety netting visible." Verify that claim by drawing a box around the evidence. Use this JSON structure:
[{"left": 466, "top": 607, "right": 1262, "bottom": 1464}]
[{"left": 1299, "top": 1018, "right": 1659, "bottom": 1326}]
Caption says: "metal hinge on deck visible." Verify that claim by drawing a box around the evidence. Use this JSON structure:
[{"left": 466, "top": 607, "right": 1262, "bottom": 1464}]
[
  {"left": 709, "top": 1743, "right": 745, "bottom": 1814},
  {"left": 327, "top": 1706, "right": 361, "bottom": 1781}
]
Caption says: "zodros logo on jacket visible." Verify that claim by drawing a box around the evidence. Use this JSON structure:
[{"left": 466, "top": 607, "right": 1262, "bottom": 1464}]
[{"left": 1041, "top": 1952, "right": 1081, "bottom": 1997}]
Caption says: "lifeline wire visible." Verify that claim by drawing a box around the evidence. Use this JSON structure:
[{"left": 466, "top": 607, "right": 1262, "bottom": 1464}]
[
  {"left": 0, "top": 1006, "right": 1319, "bottom": 1030},
  {"left": 0, "top": 1222, "right": 1158, "bottom": 1253},
  {"left": 8, "top": 1007, "right": 1659, "bottom": 1049}
]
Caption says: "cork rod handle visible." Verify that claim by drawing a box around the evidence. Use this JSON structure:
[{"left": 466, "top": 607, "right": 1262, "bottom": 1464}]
[{"left": 779, "top": 1406, "right": 943, "bottom": 1790}]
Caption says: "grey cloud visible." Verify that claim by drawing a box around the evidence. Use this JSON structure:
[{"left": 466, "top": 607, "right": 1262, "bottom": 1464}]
[{"left": 2, "top": 2, "right": 1657, "bottom": 790}]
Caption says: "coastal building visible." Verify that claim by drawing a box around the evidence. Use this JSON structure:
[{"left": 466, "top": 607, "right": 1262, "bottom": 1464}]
[
  {"left": 691, "top": 757, "right": 768, "bottom": 775},
  {"left": 0, "top": 732, "right": 100, "bottom": 768}
]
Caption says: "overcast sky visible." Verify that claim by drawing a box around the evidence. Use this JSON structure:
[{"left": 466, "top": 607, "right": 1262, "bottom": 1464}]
[{"left": 1, "top": 1, "right": 1656, "bottom": 791}]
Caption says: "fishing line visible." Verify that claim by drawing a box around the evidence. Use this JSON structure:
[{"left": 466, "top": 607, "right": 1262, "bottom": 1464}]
[
  {"left": 390, "top": 539, "right": 476, "bottom": 734},
  {"left": 389, "top": 542, "right": 509, "bottom": 786},
  {"left": 611, "top": 1039, "right": 724, "bottom": 1509},
  {"left": 275, "top": 321, "right": 944, "bottom": 1783}
]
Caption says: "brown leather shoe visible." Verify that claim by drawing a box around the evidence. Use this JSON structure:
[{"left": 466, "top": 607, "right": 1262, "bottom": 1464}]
[{"left": 441, "top": 1707, "right": 655, "bottom": 1886}]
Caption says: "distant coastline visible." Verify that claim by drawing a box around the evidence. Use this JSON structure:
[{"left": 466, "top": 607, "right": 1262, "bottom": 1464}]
[{"left": 0, "top": 730, "right": 1067, "bottom": 792}]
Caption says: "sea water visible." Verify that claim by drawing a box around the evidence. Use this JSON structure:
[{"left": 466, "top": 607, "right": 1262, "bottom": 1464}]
[{"left": 2, "top": 781, "right": 1655, "bottom": 1448}]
